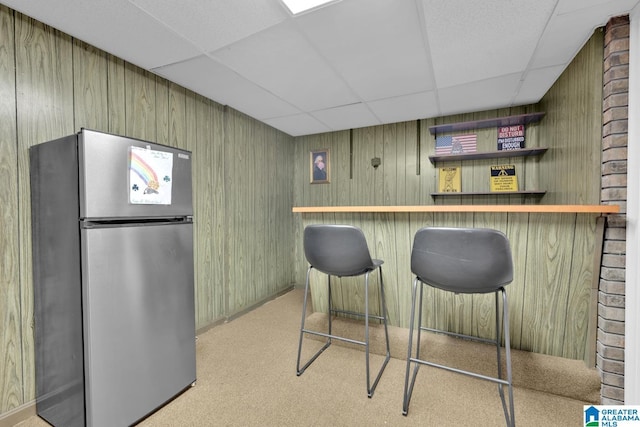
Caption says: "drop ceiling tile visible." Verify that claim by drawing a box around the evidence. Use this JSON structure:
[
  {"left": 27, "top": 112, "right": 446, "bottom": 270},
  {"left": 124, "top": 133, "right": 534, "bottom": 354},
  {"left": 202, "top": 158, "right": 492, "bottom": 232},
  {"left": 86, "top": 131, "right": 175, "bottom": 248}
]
[
  {"left": 311, "top": 103, "right": 380, "bottom": 132},
  {"left": 263, "top": 114, "right": 332, "bottom": 137},
  {"left": 152, "top": 55, "right": 300, "bottom": 119},
  {"left": 367, "top": 91, "right": 439, "bottom": 124},
  {"left": 513, "top": 65, "right": 566, "bottom": 105},
  {"left": 296, "top": 0, "right": 434, "bottom": 101},
  {"left": 423, "top": 0, "right": 557, "bottom": 88},
  {"left": 530, "top": 1, "right": 637, "bottom": 69},
  {"left": 210, "top": 21, "right": 358, "bottom": 112},
  {"left": 438, "top": 74, "right": 522, "bottom": 116},
  {"left": 3, "top": 0, "right": 201, "bottom": 69},
  {"left": 129, "top": 0, "right": 288, "bottom": 52},
  {"left": 555, "top": 0, "right": 640, "bottom": 15}
]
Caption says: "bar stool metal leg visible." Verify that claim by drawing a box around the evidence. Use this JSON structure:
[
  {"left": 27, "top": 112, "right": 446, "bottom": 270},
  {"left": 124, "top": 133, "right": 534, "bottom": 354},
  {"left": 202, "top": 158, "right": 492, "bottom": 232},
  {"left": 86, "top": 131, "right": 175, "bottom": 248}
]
[
  {"left": 378, "top": 266, "right": 391, "bottom": 368},
  {"left": 499, "top": 288, "right": 515, "bottom": 427},
  {"left": 402, "top": 276, "right": 421, "bottom": 415},
  {"left": 366, "top": 266, "right": 391, "bottom": 397},
  {"left": 296, "top": 264, "right": 390, "bottom": 397},
  {"left": 296, "top": 266, "right": 331, "bottom": 376}
]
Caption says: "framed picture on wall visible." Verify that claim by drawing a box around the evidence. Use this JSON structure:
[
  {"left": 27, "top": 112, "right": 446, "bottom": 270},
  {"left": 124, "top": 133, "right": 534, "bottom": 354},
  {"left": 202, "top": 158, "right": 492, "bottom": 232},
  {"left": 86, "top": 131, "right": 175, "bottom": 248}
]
[{"left": 310, "top": 148, "right": 330, "bottom": 184}]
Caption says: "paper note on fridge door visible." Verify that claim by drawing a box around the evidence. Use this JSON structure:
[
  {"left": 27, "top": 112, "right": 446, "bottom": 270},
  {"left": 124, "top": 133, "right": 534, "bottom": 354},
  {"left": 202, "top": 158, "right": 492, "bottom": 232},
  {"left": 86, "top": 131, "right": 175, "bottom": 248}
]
[{"left": 129, "top": 146, "right": 174, "bottom": 205}]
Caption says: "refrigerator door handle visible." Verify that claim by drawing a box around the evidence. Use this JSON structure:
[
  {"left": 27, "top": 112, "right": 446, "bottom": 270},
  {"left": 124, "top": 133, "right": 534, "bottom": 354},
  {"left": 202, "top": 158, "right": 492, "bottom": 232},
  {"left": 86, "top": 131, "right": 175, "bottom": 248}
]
[{"left": 81, "top": 217, "right": 192, "bottom": 229}]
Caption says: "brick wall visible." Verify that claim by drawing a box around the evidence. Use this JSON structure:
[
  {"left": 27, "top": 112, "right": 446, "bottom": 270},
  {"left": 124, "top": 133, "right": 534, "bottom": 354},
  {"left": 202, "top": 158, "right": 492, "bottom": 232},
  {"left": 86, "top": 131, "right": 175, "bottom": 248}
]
[{"left": 599, "top": 15, "right": 629, "bottom": 405}]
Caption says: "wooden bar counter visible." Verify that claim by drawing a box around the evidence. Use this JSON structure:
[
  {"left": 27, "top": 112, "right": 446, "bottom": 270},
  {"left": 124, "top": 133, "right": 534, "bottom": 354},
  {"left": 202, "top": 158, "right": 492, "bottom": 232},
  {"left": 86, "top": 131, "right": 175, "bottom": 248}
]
[
  {"left": 293, "top": 204, "right": 619, "bottom": 214},
  {"left": 293, "top": 204, "right": 620, "bottom": 365}
]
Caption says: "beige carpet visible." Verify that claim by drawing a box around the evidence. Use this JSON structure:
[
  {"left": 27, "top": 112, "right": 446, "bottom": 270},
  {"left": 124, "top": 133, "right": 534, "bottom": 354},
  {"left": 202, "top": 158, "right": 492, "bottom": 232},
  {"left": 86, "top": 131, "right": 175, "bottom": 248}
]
[{"left": 15, "top": 289, "right": 599, "bottom": 427}]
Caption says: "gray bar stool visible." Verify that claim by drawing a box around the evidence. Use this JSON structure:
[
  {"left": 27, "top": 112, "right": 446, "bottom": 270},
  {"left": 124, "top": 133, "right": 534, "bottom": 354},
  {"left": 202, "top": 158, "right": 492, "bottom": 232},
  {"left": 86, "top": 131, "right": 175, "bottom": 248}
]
[
  {"left": 296, "top": 224, "right": 391, "bottom": 397},
  {"left": 402, "top": 227, "right": 515, "bottom": 426}
]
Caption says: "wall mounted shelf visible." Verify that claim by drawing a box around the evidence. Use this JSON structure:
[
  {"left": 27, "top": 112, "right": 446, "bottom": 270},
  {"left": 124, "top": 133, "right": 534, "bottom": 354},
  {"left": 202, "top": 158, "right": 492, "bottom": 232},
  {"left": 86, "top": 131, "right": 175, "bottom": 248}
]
[
  {"left": 428, "top": 113, "right": 548, "bottom": 194},
  {"left": 428, "top": 112, "right": 545, "bottom": 135},
  {"left": 429, "top": 147, "right": 548, "bottom": 164},
  {"left": 431, "top": 190, "right": 546, "bottom": 197}
]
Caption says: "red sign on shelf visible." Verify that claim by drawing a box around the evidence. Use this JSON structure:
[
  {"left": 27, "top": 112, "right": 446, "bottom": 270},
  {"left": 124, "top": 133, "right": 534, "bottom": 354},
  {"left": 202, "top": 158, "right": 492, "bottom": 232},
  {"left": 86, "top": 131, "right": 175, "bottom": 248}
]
[{"left": 497, "top": 125, "right": 525, "bottom": 150}]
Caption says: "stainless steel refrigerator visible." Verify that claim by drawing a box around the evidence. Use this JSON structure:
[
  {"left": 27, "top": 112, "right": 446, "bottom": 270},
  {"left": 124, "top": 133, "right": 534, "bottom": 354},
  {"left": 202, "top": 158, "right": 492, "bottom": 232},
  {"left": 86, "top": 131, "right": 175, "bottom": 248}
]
[{"left": 30, "top": 129, "right": 196, "bottom": 427}]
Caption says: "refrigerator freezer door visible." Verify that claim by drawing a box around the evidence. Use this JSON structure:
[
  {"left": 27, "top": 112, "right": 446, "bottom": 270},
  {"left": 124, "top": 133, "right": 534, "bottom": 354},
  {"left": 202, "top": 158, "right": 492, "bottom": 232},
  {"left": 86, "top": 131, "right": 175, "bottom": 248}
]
[
  {"left": 78, "top": 129, "right": 193, "bottom": 219},
  {"left": 81, "top": 222, "right": 196, "bottom": 427}
]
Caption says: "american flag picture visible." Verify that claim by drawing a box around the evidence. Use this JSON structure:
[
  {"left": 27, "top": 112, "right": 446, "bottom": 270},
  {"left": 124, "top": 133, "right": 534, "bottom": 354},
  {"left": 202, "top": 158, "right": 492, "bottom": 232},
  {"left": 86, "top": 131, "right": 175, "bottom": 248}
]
[{"left": 435, "top": 134, "right": 477, "bottom": 155}]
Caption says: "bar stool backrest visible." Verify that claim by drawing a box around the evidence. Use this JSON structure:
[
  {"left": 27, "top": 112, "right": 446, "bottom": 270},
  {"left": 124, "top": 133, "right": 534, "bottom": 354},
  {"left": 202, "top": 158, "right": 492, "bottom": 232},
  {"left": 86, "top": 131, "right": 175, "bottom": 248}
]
[
  {"left": 411, "top": 227, "right": 513, "bottom": 293},
  {"left": 304, "top": 224, "right": 376, "bottom": 277}
]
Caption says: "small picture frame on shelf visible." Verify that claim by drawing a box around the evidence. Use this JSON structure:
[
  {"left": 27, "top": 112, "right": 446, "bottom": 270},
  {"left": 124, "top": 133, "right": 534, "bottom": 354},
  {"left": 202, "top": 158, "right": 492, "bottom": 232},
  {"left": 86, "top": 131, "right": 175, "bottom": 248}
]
[{"left": 310, "top": 148, "right": 330, "bottom": 184}]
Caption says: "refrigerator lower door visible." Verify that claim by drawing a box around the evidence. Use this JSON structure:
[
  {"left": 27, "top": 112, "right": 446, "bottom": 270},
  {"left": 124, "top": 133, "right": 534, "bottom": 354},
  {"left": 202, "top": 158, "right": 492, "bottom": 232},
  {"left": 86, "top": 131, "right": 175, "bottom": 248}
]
[{"left": 81, "top": 222, "right": 196, "bottom": 427}]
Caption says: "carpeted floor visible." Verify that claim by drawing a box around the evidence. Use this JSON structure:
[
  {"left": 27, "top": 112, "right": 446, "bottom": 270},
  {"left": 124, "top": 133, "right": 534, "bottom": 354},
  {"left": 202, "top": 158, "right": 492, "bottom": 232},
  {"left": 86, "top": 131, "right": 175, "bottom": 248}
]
[{"left": 15, "top": 288, "right": 599, "bottom": 427}]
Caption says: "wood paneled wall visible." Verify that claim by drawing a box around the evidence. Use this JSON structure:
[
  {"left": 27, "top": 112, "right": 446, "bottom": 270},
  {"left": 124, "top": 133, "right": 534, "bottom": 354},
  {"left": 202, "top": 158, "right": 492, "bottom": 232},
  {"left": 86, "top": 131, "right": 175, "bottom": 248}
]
[
  {"left": 539, "top": 29, "right": 605, "bottom": 205},
  {"left": 0, "top": 6, "right": 295, "bottom": 416},
  {"left": 293, "top": 30, "right": 605, "bottom": 360}
]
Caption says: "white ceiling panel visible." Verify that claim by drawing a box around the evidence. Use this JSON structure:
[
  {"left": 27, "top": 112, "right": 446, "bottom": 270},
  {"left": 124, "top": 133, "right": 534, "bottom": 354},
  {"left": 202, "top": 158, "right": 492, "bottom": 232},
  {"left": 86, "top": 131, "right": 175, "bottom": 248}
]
[
  {"left": 555, "top": 0, "right": 639, "bottom": 15},
  {"left": 438, "top": 74, "right": 523, "bottom": 116},
  {"left": 368, "top": 91, "right": 439, "bottom": 124},
  {"left": 152, "top": 55, "right": 301, "bottom": 120},
  {"left": 311, "top": 103, "right": 380, "bottom": 131},
  {"left": 296, "top": 0, "right": 434, "bottom": 100},
  {"left": 513, "top": 65, "right": 566, "bottom": 105},
  {"left": 263, "top": 114, "right": 332, "bottom": 137},
  {"left": 530, "top": 1, "right": 633, "bottom": 70},
  {"left": 130, "top": 0, "right": 288, "bottom": 53},
  {"left": 210, "top": 21, "right": 359, "bottom": 112},
  {"left": 3, "top": 0, "right": 639, "bottom": 136},
  {"left": 423, "top": 0, "right": 557, "bottom": 88},
  {"left": 3, "top": 0, "right": 201, "bottom": 69}
]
